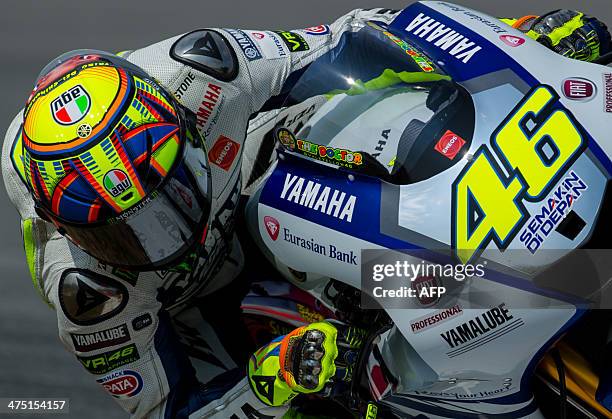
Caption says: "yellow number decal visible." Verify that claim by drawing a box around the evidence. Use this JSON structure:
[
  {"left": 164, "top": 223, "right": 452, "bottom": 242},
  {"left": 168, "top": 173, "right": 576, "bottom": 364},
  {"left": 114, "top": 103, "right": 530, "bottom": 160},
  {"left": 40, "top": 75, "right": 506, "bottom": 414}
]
[
  {"left": 452, "top": 85, "right": 586, "bottom": 263},
  {"left": 492, "top": 86, "right": 585, "bottom": 200}
]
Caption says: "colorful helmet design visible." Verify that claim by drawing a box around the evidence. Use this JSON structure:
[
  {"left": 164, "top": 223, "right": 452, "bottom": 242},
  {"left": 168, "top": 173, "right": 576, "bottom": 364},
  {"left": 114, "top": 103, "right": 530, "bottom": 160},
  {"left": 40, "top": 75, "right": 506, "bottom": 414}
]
[{"left": 17, "top": 50, "right": 212, "bottom": 270}]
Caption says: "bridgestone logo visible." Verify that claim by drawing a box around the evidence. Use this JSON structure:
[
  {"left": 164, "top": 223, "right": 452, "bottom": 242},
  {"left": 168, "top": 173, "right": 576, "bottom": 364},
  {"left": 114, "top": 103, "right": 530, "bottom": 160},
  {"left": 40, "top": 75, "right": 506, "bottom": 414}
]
[{"left": 71, "top": 324, "right": 130, "bottom": 352}]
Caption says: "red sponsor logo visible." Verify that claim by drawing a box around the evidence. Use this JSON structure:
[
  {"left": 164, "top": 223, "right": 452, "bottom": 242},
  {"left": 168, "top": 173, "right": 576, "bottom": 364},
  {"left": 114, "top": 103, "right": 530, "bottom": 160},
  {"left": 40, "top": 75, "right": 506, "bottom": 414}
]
[
  {"left": 208, "top": 135, "right": 240, "bottom": 171},
  {"left": 264, "top": 216, "right": 280, "bottom": 241},
  {"left": 252, "top": 32, "right": 266, "bottom": 39},
  {"left": 499, "top": 35, "right": 525, "bottom": 47},
  {"left": 96, "top": 370, "right": 143, "bottom": 399},
  {"left": 412, "top": 276, "right": 441, "bottom": 306},
  {"left": 304, "top": 25, "right": 330, "bottom": 35},
  {"left": 434, "top": 130, "right": 466, "bottom": 160},
  {"left": 196, "top": 83, "right": 222, "bottom": 129},
  {"left": 562, "top": 78, "right": 595, "bottom": 100}
]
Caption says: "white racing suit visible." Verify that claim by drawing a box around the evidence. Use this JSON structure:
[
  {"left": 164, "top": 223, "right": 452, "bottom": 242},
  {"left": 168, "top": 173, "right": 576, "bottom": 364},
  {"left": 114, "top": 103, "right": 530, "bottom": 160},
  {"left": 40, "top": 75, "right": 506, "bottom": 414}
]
[{"left": 1, "top": 8, "right": 401, "bottom": 419}]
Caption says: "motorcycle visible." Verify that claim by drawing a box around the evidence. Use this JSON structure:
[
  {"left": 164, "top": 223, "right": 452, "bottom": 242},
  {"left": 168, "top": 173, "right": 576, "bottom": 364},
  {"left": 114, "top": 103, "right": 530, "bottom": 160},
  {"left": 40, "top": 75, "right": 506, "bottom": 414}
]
[{"left": 239, "top": 2, "right": 612, "bottom": 417}]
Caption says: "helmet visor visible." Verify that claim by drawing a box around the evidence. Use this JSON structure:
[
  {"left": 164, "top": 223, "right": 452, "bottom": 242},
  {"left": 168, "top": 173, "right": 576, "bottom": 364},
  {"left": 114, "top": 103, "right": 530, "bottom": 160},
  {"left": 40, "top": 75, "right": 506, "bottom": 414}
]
[{"left": 50, "top": 135, "right": 212, "bottom": 271}]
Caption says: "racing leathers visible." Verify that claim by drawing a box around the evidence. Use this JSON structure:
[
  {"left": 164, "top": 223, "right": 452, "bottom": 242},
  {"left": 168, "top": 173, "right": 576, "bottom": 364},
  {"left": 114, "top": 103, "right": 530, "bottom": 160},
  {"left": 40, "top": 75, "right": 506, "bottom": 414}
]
[{"left": 1, "top": 8, "right": 402, "bottom": 419}]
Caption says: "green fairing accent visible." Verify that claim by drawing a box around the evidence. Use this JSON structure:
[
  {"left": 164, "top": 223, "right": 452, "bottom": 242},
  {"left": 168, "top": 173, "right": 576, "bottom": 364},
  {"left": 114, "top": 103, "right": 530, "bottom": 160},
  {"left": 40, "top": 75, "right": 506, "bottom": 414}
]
[{"left": 325, "top": 70, "right": 450, "bottom": 99}]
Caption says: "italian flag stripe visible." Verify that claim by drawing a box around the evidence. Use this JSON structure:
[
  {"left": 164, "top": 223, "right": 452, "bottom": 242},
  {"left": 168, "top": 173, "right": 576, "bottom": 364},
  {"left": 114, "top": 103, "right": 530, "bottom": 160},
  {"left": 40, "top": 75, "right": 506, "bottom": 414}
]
[{"left": 56, "top": 96, "right": 88, "bottom": 123}]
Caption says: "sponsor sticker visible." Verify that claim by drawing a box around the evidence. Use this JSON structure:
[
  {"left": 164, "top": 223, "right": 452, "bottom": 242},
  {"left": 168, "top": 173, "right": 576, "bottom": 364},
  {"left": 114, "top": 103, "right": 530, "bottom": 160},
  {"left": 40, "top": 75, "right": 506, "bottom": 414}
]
[
  {"left": 96, "top": 369, "right": 143, "bottom": 399},
  {"left": 196, "top": 83, "right": 223, "bottom": 130},
  {"left": 208, "top": 135, "right": 240, "bottom": 171},
  {"left": 277, "top": 127, "right": 296, "bottom": 150},
  {"left": 78, "top": 343, "right": 140, "bottom": 375},
  {"left": 562, "top": 78, "right": 595, "bottom": 101},
  {"left": 225, "top": 28, "right": 262, "bottom": 61},
  {"left": 247, "top": 31, "right": 288, "bottom": 60},
  {"left": 519, "top": 171, "right": 587, "bottom": 253},
  {"left": 434, "top": 130, "right": 466, "bottom": 160},
  {"left": 264, "top": 216, "right": 280, "bottom": 241},
  {"left": 280, "top": 172, "right": 357, "bottom": 222},
  {"left": 281, "top": 227, "right": 358, "bottom": 265},
  {"left": 51, "top": 85, "right": 91, "bottom": 125},
  {"left": 499, "top": 35, "right": 525, "bottom": 47},
  {"left": 174, "top": 71, "right": 196, "bottom": 100},
  {"left": 404, "top": 13, "right": 482, "bottom": 63},
  {"left": 132, "top": 313, "right": 153, "bottom": 331},
  {"left": 103, "top": 169, "right": 132, "bottom": 198},
  {"left": 71, "top": 324, "right": 130, "bottom": 352},
  {"left": 77, "top": 123, "right": 92, "bottom": 138},
  {"left": 605, "top": 73, "right": 612, "bottom": 113},
  {"left": 274, "top": 31, "right": 310, "bottom": 52},
  {"left": 410, "top": 304, "right": 463, "bottom": 333},
  {"left": 304, "top": 25, "right": 330, "bottom": 35},
  {"left": 295, "top": 139, "right": 363, "bottom": 169},
  {"left": 368, "top": 22, "right": 434, "bottom": 72},
  {"left": 440, "top": 303, "right": 523, "bottom": 357}
]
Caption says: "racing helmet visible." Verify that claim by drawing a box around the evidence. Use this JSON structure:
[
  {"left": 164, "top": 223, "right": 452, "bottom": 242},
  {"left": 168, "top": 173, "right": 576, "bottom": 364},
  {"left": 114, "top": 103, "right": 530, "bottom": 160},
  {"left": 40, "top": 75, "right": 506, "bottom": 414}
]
[{"left": 20, "top": 50, "right": 212, "bottom": 271}]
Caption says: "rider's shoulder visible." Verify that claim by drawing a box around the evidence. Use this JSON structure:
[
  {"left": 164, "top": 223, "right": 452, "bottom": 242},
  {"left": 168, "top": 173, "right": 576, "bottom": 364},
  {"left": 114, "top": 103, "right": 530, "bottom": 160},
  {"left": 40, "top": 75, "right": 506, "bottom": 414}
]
[
  {"left": 127, "top": 29, "right": 239, "bottom": 92},
  {"left": 2, "top": 110, "right": 34, "bottom": 219}
]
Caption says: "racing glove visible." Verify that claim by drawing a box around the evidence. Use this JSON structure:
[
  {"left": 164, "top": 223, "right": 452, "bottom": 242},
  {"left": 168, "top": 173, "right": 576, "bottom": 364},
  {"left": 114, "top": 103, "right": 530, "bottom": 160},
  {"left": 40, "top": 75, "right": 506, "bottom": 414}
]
[
  {"left": 247, "top": 321, "right": 367, "bottom": 406},
  {"left": 501, "top": 10, "right": 611, "bottom": 61}
]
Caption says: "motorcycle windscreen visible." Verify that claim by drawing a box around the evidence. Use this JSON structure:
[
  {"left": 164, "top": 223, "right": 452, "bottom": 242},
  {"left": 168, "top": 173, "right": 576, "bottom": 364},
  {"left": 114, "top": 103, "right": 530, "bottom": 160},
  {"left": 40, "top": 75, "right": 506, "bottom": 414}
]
[{"left": 274, "top": 21, "right": 476, "bottom": 185}]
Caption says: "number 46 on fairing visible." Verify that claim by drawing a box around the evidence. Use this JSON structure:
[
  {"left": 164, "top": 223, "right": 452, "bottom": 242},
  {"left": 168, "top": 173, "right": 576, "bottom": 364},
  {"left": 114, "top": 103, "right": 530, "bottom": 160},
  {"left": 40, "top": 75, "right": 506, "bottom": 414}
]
[{"left": 452, "top": 85, "right": 587, "bottom": 263}]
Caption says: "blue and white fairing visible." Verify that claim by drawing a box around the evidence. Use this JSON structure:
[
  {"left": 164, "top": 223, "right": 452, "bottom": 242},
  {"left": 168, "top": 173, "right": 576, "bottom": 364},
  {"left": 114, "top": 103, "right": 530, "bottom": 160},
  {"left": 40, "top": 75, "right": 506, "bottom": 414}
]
[{"left": 248, "top": 1, "right": 612, "bottom": 416}]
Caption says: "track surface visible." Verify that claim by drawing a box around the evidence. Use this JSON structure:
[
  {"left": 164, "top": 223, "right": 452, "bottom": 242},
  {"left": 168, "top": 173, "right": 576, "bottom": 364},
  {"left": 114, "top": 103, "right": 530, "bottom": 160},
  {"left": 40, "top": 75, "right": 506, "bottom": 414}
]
[{"left": 1, "top": 1, "right": 610, "bottom": 417}]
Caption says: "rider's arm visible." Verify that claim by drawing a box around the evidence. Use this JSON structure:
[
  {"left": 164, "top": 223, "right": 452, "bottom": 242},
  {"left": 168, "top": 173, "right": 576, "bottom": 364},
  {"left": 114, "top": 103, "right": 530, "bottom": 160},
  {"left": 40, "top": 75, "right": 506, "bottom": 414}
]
[{"left": 2, "top": 113, "right": 283, "bottom": 418}]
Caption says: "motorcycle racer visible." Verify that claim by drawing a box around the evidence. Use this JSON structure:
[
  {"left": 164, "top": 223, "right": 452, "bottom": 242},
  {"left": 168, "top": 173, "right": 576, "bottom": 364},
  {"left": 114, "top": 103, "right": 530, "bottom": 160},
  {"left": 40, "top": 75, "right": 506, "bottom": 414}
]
[{"left": 1, "top": 5, "right": 609, "bottom": 419}]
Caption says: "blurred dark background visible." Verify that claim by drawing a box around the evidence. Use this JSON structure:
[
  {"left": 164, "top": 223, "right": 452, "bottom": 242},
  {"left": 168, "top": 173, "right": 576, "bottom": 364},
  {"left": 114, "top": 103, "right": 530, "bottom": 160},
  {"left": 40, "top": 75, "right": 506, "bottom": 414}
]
[{"left": 1, "top": 0, "right": 610, "bottom": 417}]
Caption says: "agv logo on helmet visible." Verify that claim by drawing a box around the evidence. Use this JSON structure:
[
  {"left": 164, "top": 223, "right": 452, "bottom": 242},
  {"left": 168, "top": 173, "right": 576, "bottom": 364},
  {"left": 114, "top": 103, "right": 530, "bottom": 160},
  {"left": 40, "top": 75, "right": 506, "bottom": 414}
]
[
  {"left": 104, "top": 170, "right": 132, "bottom": 198},
  {"left": 50, "top": 85, "right": 91, "bottom": 125}
]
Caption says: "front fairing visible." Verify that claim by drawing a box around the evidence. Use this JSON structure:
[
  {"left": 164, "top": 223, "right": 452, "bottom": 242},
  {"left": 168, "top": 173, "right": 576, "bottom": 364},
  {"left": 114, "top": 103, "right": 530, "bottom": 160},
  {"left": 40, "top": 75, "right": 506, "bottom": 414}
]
[{"left": 251, "top": 0, "right": 612, "bottom": 409}]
